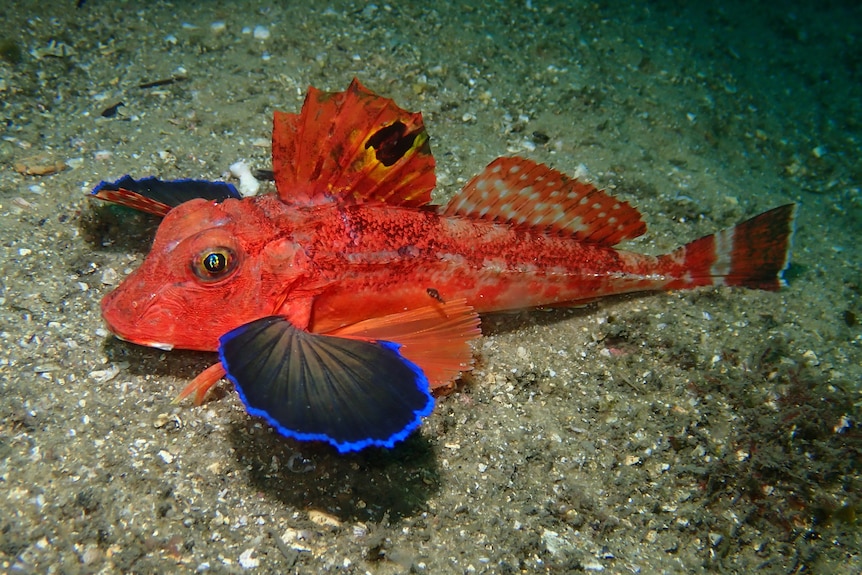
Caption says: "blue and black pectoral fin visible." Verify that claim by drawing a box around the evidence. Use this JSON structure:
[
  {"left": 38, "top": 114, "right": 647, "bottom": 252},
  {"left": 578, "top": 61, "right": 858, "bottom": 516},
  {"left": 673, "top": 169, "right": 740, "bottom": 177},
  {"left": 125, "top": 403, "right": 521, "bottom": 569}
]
[
  {"left": 91, "top": 175, "right": 242, "bottom": 217},
  {"left": 218, "top": 316, "right": 435, "bottom": 453}
]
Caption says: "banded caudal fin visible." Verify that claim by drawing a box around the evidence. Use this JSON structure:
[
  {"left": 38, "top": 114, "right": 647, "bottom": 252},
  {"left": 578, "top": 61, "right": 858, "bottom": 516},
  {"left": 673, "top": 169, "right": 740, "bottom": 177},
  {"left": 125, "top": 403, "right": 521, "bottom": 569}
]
[{"left": 663, "top": 204, "right": 796, "bottom": 291}]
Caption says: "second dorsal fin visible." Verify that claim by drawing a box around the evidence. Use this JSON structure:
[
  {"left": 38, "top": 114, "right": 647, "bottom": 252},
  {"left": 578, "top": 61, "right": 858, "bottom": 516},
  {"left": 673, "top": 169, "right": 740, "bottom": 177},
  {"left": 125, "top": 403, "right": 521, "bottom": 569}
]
[{"left": 443, "top": 157, "right": 646, "bottom": 246}]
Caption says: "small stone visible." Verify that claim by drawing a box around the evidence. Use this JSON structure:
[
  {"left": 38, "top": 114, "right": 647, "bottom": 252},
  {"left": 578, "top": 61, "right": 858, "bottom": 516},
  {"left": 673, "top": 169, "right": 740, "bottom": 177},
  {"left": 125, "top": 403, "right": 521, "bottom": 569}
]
[
  {"left": 802, "top": 349, "right": 819, "bottom": 366},
  {"left": 82, "top": 543, "right": 102, "bottom": 565},
  {"left": 89, "top": 364, "right": 120, "bottom": 383},
  {"left": 308, "top": 509, "right": 341, "bottom": 528},
  {"left": 708, "top": 532, "right": 723, "bottom": 547},
  {"left": 253, "top": 25, "right": 270, "bottom": 40},
  {"left": 238, "top": 548, "right": 259, "bottom": 569},
  {"left": 542, "top": 528, "right": 575, "bottom": 557},
  {"left": 101, "top": 267, "right": 119, "bottom": 286}
]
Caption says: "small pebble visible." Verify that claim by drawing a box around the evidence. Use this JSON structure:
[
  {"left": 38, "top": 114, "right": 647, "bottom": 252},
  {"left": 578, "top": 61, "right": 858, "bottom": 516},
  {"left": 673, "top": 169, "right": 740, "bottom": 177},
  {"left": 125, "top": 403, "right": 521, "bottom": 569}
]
[
  {"left": 238, "top": 548, "right": 259, "bottom": 569},
  {"left": 82, "top": 544, "right": 101, "bottom": 565},
  {"left": 802, "top": 349, "right": 820, "bottom": 366},
  {"left": 211, "top": 21, "right": 226, "bottom": 33},
  {"left": 253, "top": 25, "right": 270, "bottom": 40},
  {"left": 308, "top": 510, "right": 341, "bottom": 528},
  {"left": 101, "top": 267, "right": 119, "bottom": 286}
]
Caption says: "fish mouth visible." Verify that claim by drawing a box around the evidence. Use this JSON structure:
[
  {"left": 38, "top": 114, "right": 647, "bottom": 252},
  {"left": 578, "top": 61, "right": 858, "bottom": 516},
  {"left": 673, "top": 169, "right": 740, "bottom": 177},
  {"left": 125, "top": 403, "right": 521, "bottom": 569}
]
[
  {"left": 101, "top": 288, "right": 179, "bottom": 352},
  {"left": 109, "top": 331, "right": 175, "bottom": 351}
]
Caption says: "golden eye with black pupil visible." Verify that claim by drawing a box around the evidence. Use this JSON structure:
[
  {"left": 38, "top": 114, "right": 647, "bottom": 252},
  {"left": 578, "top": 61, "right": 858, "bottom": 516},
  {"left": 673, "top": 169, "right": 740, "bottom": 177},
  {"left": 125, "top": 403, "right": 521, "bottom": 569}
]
[{"left": 192, "top": 247, "right": 236, "bottom": 281}]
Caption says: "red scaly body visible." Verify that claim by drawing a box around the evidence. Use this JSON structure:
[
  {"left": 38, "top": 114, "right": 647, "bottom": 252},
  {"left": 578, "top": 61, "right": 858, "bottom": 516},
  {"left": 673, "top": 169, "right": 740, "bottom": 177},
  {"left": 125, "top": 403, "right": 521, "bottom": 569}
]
[{"left": 102, "top": 164, "right": 793, "bottom": 355}]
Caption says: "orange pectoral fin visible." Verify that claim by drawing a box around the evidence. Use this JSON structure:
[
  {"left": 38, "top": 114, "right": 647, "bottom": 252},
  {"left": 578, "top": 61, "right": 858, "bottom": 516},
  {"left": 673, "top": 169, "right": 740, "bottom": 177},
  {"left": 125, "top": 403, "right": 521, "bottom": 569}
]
[
  {"left": 174, "top": 362, "right": 226, "bottom": 405},
  {"left": 327, "top": 299, "right": 482, "bottom": 388}
]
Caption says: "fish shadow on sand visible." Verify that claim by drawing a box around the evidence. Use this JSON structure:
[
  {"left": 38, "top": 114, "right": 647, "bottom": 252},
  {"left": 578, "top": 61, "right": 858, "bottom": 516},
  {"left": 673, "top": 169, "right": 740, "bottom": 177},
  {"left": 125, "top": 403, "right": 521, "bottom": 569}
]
[
  {"left": 102, "top": 338, "right": 441, "bottom": 523},
  {"left": 479, "top": 293, "right": 641, "bottom": 337},
  {"left": 79, "top": 204, "right": 161, "bottom": 254},
  {"left": 226, "top": 422, "right": 441, "bottom": 524},
  {"left": 102, "top": 338, "right": 219, "bottom": 389}
]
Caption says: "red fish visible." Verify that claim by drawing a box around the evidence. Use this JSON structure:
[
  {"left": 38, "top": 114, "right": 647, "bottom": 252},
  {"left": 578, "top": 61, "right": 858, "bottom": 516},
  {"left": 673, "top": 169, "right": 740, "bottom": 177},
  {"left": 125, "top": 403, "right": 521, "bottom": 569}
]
[{"left": 94, "top": 79, "right": 795, "bottom": 452}]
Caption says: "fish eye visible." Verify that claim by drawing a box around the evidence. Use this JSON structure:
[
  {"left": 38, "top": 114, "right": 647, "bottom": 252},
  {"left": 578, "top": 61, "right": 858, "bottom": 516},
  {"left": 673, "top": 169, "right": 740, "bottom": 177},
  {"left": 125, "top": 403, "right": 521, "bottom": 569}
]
[{"left": 193, "top": 247, "right": 237, "bottom": 282}]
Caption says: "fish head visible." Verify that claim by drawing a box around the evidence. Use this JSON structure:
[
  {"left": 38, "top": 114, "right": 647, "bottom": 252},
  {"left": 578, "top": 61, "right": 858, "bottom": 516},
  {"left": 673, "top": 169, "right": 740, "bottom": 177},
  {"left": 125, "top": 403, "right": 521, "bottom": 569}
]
[{"left": 101, "top": 196, "right": 289, "bottom": 351}]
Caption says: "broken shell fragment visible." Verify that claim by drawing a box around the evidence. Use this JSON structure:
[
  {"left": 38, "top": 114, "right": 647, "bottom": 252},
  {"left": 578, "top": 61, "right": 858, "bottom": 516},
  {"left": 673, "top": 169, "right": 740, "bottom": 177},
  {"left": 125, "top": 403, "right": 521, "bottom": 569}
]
[{"left": 14, "top": 154, "right": 67, "bottom": 176}]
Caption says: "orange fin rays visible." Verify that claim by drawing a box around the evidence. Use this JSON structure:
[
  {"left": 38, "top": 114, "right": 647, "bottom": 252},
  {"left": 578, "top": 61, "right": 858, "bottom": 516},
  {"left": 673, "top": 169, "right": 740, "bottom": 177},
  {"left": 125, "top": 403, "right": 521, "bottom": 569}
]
[
  {"left": 327, "top": 299, "right": 481, "bottom": 388},
  {"left": 445, "top": 157, "right": 646, "bottom": 246},
  {"left": 174, "top": 362, "right": 226, "bottom": 405},
  {"left": 272, "top": 78, "right": 436, "bottom": 208}
]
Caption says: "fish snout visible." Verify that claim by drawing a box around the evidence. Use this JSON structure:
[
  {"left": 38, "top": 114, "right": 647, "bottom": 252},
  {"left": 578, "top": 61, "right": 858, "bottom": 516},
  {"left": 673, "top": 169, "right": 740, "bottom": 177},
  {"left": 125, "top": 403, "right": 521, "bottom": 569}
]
[{"left": 100, "top": 288, "right": 176, "bottom": 351}]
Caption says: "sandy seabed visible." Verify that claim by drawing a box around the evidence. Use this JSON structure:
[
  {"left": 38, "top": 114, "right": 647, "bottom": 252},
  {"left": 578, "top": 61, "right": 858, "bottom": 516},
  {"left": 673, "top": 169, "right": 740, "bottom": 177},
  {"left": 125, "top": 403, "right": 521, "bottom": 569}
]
[{"left": 0, "top": 1, "right": 859, "bottom": 573}]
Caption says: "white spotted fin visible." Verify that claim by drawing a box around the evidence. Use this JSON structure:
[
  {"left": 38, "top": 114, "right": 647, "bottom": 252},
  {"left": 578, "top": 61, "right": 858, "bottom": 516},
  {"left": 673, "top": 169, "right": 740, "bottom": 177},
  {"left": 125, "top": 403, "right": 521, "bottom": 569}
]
[{"left": 443, "top": 157, "right": 646, "bottom": 246}]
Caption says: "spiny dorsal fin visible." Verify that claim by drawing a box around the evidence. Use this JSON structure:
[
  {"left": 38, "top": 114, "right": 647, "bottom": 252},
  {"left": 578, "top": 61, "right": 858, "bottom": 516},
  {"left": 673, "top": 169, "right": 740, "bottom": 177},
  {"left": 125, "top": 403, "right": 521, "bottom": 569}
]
[
  {"left": 443, "top": 157, "right": 646, "bottom": 246},
  {"left": 272, "top": 78, "right": 436, "bottom": 208}
]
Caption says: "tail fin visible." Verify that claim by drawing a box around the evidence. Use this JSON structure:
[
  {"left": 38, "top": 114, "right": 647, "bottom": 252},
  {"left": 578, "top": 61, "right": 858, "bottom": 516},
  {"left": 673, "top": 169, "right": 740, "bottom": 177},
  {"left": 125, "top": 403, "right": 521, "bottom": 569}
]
[{"left": 663, "top": 204, "right": 796, "bottom": 291}]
